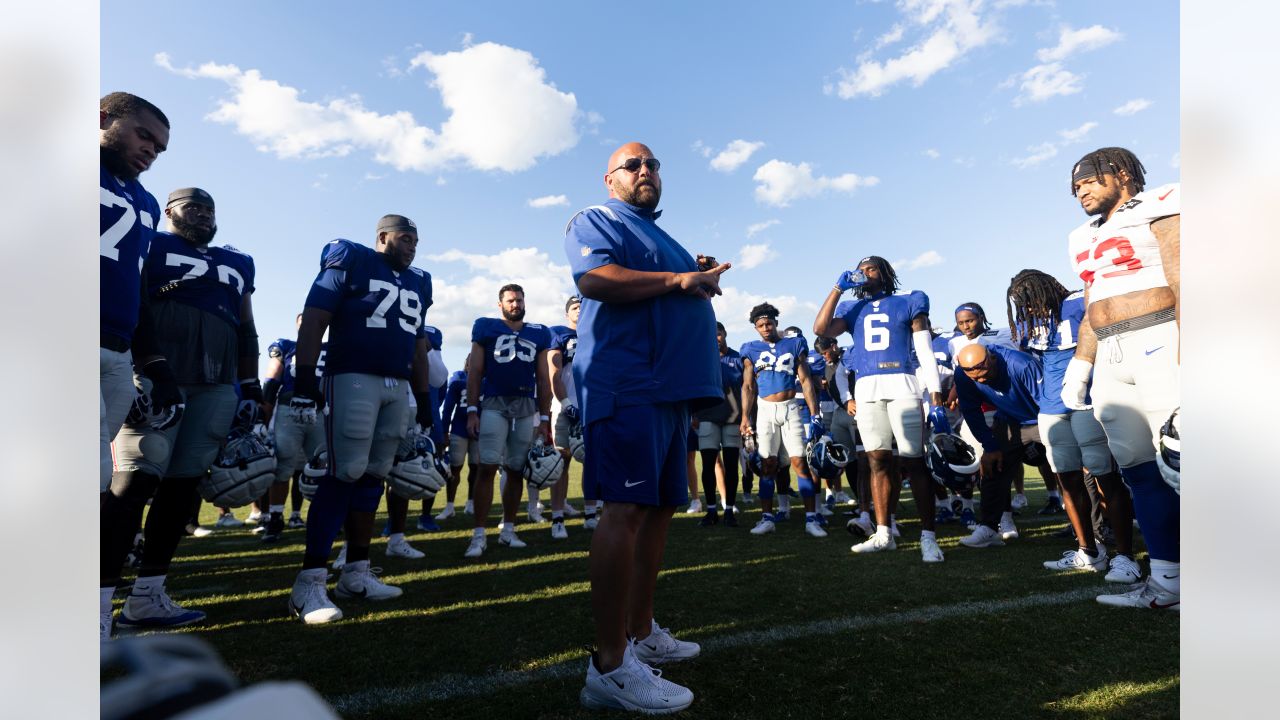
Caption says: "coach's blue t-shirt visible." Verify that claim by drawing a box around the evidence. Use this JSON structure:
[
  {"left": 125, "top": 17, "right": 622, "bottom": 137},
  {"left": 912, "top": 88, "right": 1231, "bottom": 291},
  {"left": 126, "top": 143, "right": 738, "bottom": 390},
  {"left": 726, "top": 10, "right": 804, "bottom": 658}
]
[
  {"left": 954, "top": 345, "right": 1044, "bottom": 450},
  {"left": 564, "top": 199, "right": 720, "bottom": 424}
]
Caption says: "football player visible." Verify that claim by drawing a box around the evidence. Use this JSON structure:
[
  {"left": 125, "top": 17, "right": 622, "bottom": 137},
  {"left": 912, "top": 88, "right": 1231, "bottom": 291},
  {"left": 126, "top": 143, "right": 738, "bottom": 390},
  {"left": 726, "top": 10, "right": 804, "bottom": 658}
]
[
  {"left": 813, "top": 336, "right": 854, "bottom": 510},
  {"left": 740, "top": 303, "right": 827, "bottom": 538},
  {"left": 547, "top": 295, "right": 584, "bottom": 537},
  {"left": 693, "top": 322, "right": 745, "bottom": 526},
  {"left": 1008, "top": 269, "right": 1137, "bottom": 580},
  {"left": 99, "top": 92, "right": 173, "bottom": 503},
  {"left": 286, "top": 214, "right": 434, "bottom": 624},
  {"left": 439, "top": 368, "right": 477, "bottom": 518},
  {"left": 813, "top": 256, "right": 946, "bottom": 562},
  {"left": 1064, "top": 147, "right": 1180, "bottom": 610},
  {"left": 463, "top": 284, "right": 554, "bottom": 557},
  {"left": 101, "top": 187, "right": 259, "bottom": 635}
]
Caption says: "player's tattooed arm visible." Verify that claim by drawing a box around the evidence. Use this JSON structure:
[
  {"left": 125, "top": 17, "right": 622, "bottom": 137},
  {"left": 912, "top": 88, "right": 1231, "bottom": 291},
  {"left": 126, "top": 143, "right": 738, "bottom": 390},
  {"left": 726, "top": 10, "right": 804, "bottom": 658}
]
[
  {"left": 813, "top": 289, "right": 848, "bottom": 339},
  {"left": 1153, "top": 214, "right": 1180, "bottom": 328},
  {"left": 740, "top": 359, "right": 758, "bottom": 437},
  {"left": 1073, "top": 288, "right": 1098, "bottom": 364}
]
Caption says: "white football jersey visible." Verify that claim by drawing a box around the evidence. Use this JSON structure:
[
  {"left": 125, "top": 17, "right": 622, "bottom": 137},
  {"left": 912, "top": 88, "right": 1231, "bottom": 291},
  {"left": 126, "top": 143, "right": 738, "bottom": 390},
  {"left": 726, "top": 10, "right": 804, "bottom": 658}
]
[
  {"left": 947, "top": 328, "right": 1016, "bottom": 358},
  {"left": 1069, "top": 182, "right": 1179, "bottom": 303}
]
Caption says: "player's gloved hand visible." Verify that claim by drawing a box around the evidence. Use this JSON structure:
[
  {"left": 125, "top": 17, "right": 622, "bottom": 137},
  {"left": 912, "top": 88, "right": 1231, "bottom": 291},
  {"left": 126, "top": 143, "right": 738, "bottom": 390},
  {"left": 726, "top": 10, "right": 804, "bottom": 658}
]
[
  {"left": 235, "top": 379, "right": 263, "bottom": 429},
  {"left": 562, "top": 404, "right": 580, "bottom": 424},
  {"left": 414, "top": 391, "right": 434, "bottom": 429},
  {"left": 835, "top": 269, "right": 867, "bottom": 292},
  {"left": 290, "top": 365, "right": 324, "bottom": 425},
  {"left": 806, "top": 416, "right": 826, "bottom": 443},
  {"left": 1060, "top": 358, "right": 1094, "bottom": 411},
  {"left": 130, "top": 358, "right": 185, "bottom": 431}
]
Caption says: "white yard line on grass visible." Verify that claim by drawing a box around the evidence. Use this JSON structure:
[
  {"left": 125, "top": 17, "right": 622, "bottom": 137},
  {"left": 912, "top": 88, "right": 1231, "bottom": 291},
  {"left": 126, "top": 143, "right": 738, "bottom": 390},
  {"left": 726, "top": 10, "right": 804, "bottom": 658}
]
[{"left": 328, "top": 585, "right": 1113, "bottom": 715}]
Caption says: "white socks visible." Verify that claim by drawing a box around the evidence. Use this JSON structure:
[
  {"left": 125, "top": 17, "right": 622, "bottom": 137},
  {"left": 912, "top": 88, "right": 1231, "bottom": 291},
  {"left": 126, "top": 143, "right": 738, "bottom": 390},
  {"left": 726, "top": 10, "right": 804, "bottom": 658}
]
[
  {"left": 388, "top": 532, "right": 405, "bottom": 544},
  {"left": 921, "top": 529, "right": 936, "bottom": 541},
  {"left": 132, "top": 575, "right": 165, "bottom": 596},
  {"left": 1150, "top": 559, "right": 1180, "bottom": 593}
]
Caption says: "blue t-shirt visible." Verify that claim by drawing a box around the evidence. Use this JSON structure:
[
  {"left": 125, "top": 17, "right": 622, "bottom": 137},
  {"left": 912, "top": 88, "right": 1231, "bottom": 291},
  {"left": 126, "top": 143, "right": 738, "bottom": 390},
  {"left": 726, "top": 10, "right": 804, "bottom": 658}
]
[
  {"left": 269, "top": 338, "right": 328, "bottom": 396},
  {"left": 720, "top": 347, "right": 744, "bottom": 389},
  {"left": 144, "top": 232, "right": 255, "bottom": 328},
  {"left": 836, "top": 290, "right": 930, "bottom": 378},
  {"left": 1019, "top": 291, "right": 1088, "bottom": 414},
  {"left": 549, "top": 325, "right": 578, "bottom": 362},
  {"left": 471, "top": 317, "right": 552, "bottom": 399},
  {"left": 954, "top": 345, "right": 1044, "bottom": 450},
  {"left": 564, "top": 199, "right": 720, "bottom": 423},
  {"left": 442, "top": 370, "right": 472, "bottom": 437},
  {"left": 304, "top": 239, "right": 433, "bottom": 379},
  {"left": 740, "top": 336, "right": 810, "bottom": 398},
  {"left": 807, "top": 350, "right": 833, "bottom": 402},
  {"left": 100, "top": 166, "right": 161, "bottom": 344}
]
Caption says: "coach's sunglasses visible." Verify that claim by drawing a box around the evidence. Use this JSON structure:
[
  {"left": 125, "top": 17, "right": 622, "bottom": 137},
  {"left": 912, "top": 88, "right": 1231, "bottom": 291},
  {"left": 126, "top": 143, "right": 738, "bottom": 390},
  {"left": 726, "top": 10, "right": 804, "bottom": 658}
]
[{"left": 610, "top": 157, "right": 661, "bottom": 174}]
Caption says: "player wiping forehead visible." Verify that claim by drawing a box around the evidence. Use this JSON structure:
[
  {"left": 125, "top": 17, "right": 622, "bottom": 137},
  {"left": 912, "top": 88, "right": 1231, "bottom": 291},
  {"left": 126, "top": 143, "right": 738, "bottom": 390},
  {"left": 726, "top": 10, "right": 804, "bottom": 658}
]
[
  {"left": 739, "top": 303, "right": 827, "bottom": 538},
  {"left": 813, "top": 255, "right": 947, "bottom": 562}
]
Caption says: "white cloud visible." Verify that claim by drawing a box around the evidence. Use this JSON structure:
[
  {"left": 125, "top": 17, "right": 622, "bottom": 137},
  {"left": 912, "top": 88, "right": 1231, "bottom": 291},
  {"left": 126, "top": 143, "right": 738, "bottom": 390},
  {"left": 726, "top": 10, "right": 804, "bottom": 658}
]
[
  {"left": 745, "top": 219, "right": 780, "bottom": 238},
  {"left": 1036, "top": 25, "right": 1122, "bottom": 63},
  {"left": 1058, "top": 121, "right": 1098, "bottom": 143},
  {"left": 527, "top": 194, "right": 569, "bottom": 208},
  {"left": 1015, "top": 62, "right": 1082, "bottom": 104},
  {"left": 1113, "top": 98, "right": 1152, "bottom": 116},
  {"left": 924, "top": 148, "right": 940, "bottom": 159},
  {"left": 892, "top": 250, "right": 945, "bottom": 271},
  {"left": 712, "top": 286, "right": 819, "bottom": 338},
  {"left": 830, "top": 0, "right": 1001, "bottom": 99},
  {"left": 736, "top": 243, "right": 778, "bottom": 270},
  {"left": 1012, "top": 141, "right": 1059, "bottom": 169},
  {"left": 752, "top": 159, "right": 879, "bottom": 207},
  {"left": 691, "top": 139, "right": 712, "bottom": 158},
  {"left": 156, "top": 41, "right": 581, "bottom": 174},
  {"left": 709, "top": 139, "right": 765, "bottom": 173}
]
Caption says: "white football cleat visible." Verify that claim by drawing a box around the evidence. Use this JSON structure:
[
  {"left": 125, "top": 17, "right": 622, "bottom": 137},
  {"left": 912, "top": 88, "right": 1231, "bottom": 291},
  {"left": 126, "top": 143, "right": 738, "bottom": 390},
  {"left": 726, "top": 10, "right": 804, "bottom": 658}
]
[
  {"left": 633, "top": 620, "right": 701, "bottom": 665},
  {"left": 214, "top": 512, "right": 244, "bottom": 528},
  {"left": 583, "top": 514, "right": 599, "bottom": 531},
  {"left": 289, "top": 569, "right": 342, "bottom": 625},
  {"left": 846, "top": 515, "right": 875, "bottom": 537},
  {"left": 499, "top": 527, "right": 527, "bottom": 549},
  {"left": 1044, "top": 548, "right": 1107, "bottom": 572},
  {"left": 804, "top": 520, "right": 828, "bottom": 538},
  {"left": 850, "top": 533, "right": 896, "bottom": 554},
  {"left": 463, "top": 500, "right": 474, "bottom": 515},
  {"left": 464, "top": 533, "right": 487, "bottom": 558},
  {"left": 580, "top": 644, "right": 694, "bottom": 714},
  {"left": 1011, "top": 493, "right": 1029, "bottom": 510},
  {"left": 1105, "top": 554, "right": 1143, "bottom": 584},
  {"left": 527, "top": 503, "right": 546, "bottom": 524},
  {"left": 1096, "top": 576, "right": 1179, "bottom": 611},
  {"left": 117, "top": 589, "right": 206, "bottom": 630},
  {"left": 750, "top": 518, "right": 776, "bottom": 535},
  {"left": 551, "top": 519, "right": 568, "bottom": 540},
  {"left": 562, "top": 503, "right": 582, "bottom": 517},
  {"left": 185, "top": 523, "right": 213, "bottom": 538},
  {"left": 686, "top": 499, "right": 703, "bottom": 514},
  {"left": 335, "top": 560, "right": 402, "bottom": 601},
  {"left": 816, "top": 503, "right": 834, "bottom": 516},
  {"left": 435, "top": 504, "right": 456, "bottom": 521},
  {"left": 834, "top": 491, "right": 853, "bottom": 505},
  {"left": 960, "top": 525, "right": 1006, "bottom": 548},
  {"left": 920, "top": 537, "right": 945, "bottom": 563},
  {"left": 331, "top": 543, "right": 347, "bottom": 571},
  {"left": 386, "top": 539, "right": 425, "bottom": 559},
  {"left": 998, "top": 516, "right": 1019, "bottom": 540},
  {"left": 890, "top": 519, "right": 901, "bottom": 538}
]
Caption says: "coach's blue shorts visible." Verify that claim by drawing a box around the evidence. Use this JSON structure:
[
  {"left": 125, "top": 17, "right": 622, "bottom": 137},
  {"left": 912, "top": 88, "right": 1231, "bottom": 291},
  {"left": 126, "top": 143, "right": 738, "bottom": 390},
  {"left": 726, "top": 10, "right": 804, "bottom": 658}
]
[{"left": 584, "top": 402, "right": 689, "bottom": 507}]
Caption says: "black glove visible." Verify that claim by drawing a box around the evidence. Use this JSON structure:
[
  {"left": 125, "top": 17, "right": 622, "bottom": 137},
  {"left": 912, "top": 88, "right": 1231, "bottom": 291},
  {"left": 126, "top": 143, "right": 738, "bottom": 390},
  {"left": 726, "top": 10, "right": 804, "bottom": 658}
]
[
  {"left": 138, "top": 358, "right": 184, "bottom": 431},
  {"left": 236, "top": 379, "right": 264, "bottom": 429},
  {"left": 415, "top": 390, "right": 434, "bottom": 429}
]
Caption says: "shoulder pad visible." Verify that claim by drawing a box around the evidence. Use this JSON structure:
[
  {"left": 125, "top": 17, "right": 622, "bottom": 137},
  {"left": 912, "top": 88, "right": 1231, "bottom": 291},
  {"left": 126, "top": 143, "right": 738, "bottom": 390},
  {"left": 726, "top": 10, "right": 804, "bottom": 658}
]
[
  {"left": 408, "top": 266, "right": 424, "bottom": 277},
  {"left": 320, "top": 239, "right": 364, "bottom": 271},
  {"left": 564, "top": 204, "right": 620, "bottom": 235}
]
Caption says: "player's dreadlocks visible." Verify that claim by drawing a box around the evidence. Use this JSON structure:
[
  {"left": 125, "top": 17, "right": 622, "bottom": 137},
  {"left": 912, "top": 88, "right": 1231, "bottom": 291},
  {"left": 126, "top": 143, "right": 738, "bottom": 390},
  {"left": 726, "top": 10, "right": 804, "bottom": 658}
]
[
  {"left": 854, "top": 255, "right": 899, "bottom": 299},
  {"left": 1006, "top": 269, "right": 1070, "bottom": 345},
  {"left": 1070, "top": 147, "right": 1146, "bottom": 196},
  {"left": 749, "top": 302, "right": 780, "bottom": 324},
  {"left": 100, "top": 91, "right": 170, "bottom": 129}
]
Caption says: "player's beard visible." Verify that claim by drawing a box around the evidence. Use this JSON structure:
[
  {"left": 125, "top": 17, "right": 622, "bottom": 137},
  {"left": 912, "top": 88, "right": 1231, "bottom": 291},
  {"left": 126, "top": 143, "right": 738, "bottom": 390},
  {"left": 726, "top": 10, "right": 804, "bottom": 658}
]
[
  {"left": 170, "top": 215, "right": 218, "bottom": 245},
  {"left": 502, "top": 307, "right": 526, "bottom": 322},
  {"left": 618, "top": 177, "right": 661, "bottom": 209},
  {"left": 99, "top": 144, "right": 137, "bottom": 180}
]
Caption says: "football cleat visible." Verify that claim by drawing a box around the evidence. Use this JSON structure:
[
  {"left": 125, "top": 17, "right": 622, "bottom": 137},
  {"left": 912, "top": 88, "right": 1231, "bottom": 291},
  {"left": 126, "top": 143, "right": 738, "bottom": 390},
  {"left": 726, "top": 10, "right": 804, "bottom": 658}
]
[
  {"left": 464, "top": 533, "right": 487, "bottom": 558},
  {"left": 1044, "top": 548, "right": 1107, "bottom": 572},
  {"left": 960, "top": 525, "right": 1005, "bottom": 548},
  {"left": 920, "top": 536, "right": 945, "bottom": 563},
  {"left": 723, "top": 507, "right": 738, "bottom": 527},
  {"left": 1105, "top": 554, "right": 1143, "bottom": 584},
  {"left": 891, "top": 520, "right": 901, "bottom": 538},
  {"left": 850, "top": 533, "right": 896, "bottom": 554},
  {"left": 959, "top": 508, "right": 977, "bottom": 528},
  {"left": 386, "top": 538, "right": 425, "bottom": 559},
  {"left": 1038, "top": 497, "right": 1064, "bottom": 515},
  {"left": 1011, "top": 493, "right": 1029, "bottom": 511},
  {"left": 117, "top": 590, "right": 206, "bottom": 630},
  {"left": 185, "top": 523, "right": 212, "bottom": 538},
  {"left": 580, "top": 644, "right": 694, "bottom": 714},
  {"left": 464, "top": 500, "right": 474, "bottom": 515},
  {"left": 435, "top": 504, "right": 456, "bottom": 521},
  {"left": 214, "top": 512, "right": 244, "bottom": 528},
  {"left": 804, "top": 520, "right": 828, "bottom": 538},
  {"left": 686, "top": 499, "right": 703, "bottom": 515},
  {"left": 499, "top": 527, "right": 527, "bottom": 549},
  {"left": 289, "top": 570, "right": 342, "bottom": 625},
  {"left": 551, "top": 519, "right": 569, "bottom": 540},
  {"left": 998, "top": 516, "right": 1019, "bottom": 540},
  {"left": 416, "top": 515, "right": 442, "bottom": 532},
  {"left": 527, "top": 502, "right": 546, "bottom": 524},
  {"left": 846, "top": 515, "right": 875, "bottom": 537},
  {"left": 562, "top": 503, "right": 582, "bottom": 517},
  {"left": 332, "top": 543, "right": 347, "bottom": 571},
  {"left": 583, "top": 514, "right": 599, "bottom": 531},
  {"left": 698, "top": 510, "right": 719, "bottom": 527},
  {"left": 1096, "top": 577, "right": 1179, "bottom": 611},
  {"left": 817, "top": 502, "right": 834, "bottom": 517},
  {"left": 633, "top": 620, "right": 701, "bottom": 665},
  {"left": 260, "top": 514, "right": 285, "bottom": 543},
  {"left": 750, "top": 517, "right": 776, "bottom": 535},
  {"left": 335, "top": 561, "right": 403, "bottom": 601},
  {"left": 834, "top": 491, "right": 853, "bottom": 506}
]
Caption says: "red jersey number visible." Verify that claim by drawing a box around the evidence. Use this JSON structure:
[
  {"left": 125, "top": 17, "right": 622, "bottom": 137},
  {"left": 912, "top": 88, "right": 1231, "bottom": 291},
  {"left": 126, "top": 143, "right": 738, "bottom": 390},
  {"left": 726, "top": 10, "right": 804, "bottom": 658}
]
[{"left": 1077, "top": 235, "right": 1143, "bottom": 286}]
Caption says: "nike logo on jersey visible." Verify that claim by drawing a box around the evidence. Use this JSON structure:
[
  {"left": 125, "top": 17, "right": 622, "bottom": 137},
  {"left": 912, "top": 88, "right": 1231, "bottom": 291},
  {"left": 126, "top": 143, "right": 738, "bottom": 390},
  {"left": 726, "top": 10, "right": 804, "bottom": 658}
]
[
  {"left": 1145, "top": 346, "right": 1164, "bottom": 356},
  {"left": 1158, "top": 189, "right": 1174, "bottom": 201},
  {"left": 623, "top": 479, "right": 646, "bottom": 488}
]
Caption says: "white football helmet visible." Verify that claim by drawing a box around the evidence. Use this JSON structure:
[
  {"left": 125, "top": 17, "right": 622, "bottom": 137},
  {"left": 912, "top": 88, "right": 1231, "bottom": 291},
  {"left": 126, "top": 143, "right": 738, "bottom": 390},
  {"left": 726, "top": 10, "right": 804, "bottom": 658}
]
[
  {"left": 524, "top": 438, "right": 563, "bottom": 490},
  {"left": 201, "top": 427, "right": 276, "bottom": 507},
  {"left": 299, "top": 451, "right": 327, "bottom": 500},
  {"left": 568, "top": 419, "right": 586, "bottom": 463},
  {"left": 1156, "top": 407, "right": 1179, "bottom": 495},
  {"left": 387, "top": 429, "right": 446, "bottom": 501}
]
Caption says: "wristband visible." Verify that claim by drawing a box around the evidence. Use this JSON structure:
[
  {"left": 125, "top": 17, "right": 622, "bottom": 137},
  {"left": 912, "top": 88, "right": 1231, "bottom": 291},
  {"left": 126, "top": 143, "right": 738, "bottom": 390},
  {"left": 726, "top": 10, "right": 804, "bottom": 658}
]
[
  {"left": 540, "top": 414, "right": 550, "bottom": 422},
  {"left": 466, "top": 405, "right": 479, "bottom": 413}
]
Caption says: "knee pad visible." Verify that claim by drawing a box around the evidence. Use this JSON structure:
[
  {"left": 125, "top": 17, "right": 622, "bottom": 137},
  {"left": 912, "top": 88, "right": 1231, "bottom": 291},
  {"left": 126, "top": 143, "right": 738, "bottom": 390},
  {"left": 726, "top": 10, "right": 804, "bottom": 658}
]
[
  {"left": 758, "top": 477, "right": 776, "bottom": 500},
  {"left": 109, "top": 470, "right": 163, "bottom": 509},
  {"left": 796, "top": 473, "right": 816, "bottom": 498},
  {"left": 352, "top": 475, "right": 385, "bottom": 513}
]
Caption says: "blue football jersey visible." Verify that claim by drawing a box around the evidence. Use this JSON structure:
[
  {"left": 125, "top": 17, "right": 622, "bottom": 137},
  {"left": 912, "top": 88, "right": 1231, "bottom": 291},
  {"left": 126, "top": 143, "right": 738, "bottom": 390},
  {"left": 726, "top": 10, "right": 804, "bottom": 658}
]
[
  {"left": 1020, "top": 290, "right": 1087, "bottom": 414},
  {"left": 144, "top": 232, "right": 255, "bottom": 328},
  {"left": 741, "top": 336, "right": 809, "bottom": 397},
  {"left": 837, "top": 290, "right": 929, "bottom": 378},
  {"left": 807, "top": 350, "right": 832, "bottom": 401},
  {"left": 443, "top": 371, "right": 473, "bottom": 437},
  {"left": 720, "top": 348, "right": 744, "bottom": 389},
  {"left": 472, "top": 317, "right": 553, "bottom": 399},
  {"left": 100, "top": 166, "right": 161, "bottom": 344},
  {"left": 549, "top": 325, "right": 578, "bottom": 363},
  {"left": 269, "top": 338, "right": 327, "bottom": 395},
  {"left": 304, "top": 239, "right": 433, "bottom": 379},
  {"left": 424, "top": 325, "right": 443, "bottom": 353}
]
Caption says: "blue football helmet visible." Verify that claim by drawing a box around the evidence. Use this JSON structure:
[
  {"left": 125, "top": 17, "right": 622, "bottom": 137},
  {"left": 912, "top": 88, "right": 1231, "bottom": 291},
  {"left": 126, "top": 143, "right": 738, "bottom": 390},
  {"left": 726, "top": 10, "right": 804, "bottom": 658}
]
[
  {"left": 806, "top": 436, "right": 850, "bottom": 480},
  {"left": 1021, "top": 440, "right": 1047, "bottom": 467},
  {"left": 925, "top": 433, "right": 980, "bottom": 493},
  {"left": 927, "top": 406, "right": 952, "bottom": 436}
]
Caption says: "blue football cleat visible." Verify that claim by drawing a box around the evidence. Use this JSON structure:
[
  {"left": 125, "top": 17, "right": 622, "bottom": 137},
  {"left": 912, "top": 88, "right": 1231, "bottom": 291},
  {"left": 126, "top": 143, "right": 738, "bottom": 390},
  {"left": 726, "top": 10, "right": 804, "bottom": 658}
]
[
  {"left": 774, "top": 509, "right": 789, "bottom": 522},
  {"left": 959, "top": 508, "right": 976, "bottom": 527},
  {"left": 417, "top": 515, "right": 442, "bottom": 532},
  {"left": 935, "top": 507, "right": 956, "bottom": 524}
]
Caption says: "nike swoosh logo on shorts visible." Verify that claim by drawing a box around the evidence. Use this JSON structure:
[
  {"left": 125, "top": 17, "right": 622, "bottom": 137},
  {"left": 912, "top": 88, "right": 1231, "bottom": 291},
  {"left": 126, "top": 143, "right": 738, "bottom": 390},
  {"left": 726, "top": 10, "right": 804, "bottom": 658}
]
[
  {"left": 1145, "top": 346, "right": 1164, "bottom": 356},
  {"left": 624, "top": 479, "right": 645, "bottom": 488}
]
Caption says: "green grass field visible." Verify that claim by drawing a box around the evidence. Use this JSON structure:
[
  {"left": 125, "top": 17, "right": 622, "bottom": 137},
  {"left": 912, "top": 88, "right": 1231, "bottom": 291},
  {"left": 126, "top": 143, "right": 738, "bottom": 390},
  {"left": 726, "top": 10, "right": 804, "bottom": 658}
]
[{"left": 122, "top": 465, "right": 1179, "bottom": 719}]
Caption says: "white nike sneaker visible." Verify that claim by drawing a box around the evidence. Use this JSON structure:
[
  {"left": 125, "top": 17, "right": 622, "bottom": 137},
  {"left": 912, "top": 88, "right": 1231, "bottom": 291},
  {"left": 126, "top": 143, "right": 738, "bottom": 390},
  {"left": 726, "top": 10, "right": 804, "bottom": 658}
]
[
  {"left": 817, "top": 502, "right": 834, "bottom": 516},
  {"left": 580, "top": 644, "right": 694, "bottom": 714},
  {"left": 1096, "top": 576, "right": 1179, "bottom": 611},
  {"left": 1011, "top": 493, "right": 1029, "bottom": 511},
  {"left": 185, "top": 523, "right": 213, "bottom": 538},
  {"left": 499, "top": 527, "right": 528, "bottom": 548},
  {"left": 1105, "top": 554, "right": 1143, "bottom": 584},
  {"left": 386, "top": 539, "right": 425, "bottom": 559},
  {"left": 464, "top": 500, "right": 474, "bottom": 515},
  {"left": 435, "top": 504, "right": 456, "bottom": 521},
  {"left": 528, "top": 503, "right": 546, "bottom": 524},
  {"left": 464, "top": 533, "right": 487, "bottom": 558},
  {"left": 740, "top": 492, "right": 755, "bottom": 505},
  {"left": 633, "top": 620, "right": 701, "bottom": 664},
  {"left": 563, "top": 503, "right": 582, "bottom": 517},
  {"left": 686, "top": 499, "right": 703, "bottom": 514},
  {"left": 920, "top": 537, "right": 945, "bottom": 563},
  {"left": 332, "top": 543, "right": 347, "bottom": 570},
  {"left": 1044, "top": 548, "right": 1107, "bottom": 572},
  {"left": 834, "top": 491, "right": 853, "bottom": 505},
  {"left": 846, "top": 515, "right": 875, "bottom": 537},
  {"left": 335, "top": 560, "right": 403, "bottom": 601},
  {"left": 117, "top": 589, "right": 206, "bottom": 629},
  {"left": 583, "top": 514, "right": 599, "bottom": 531},
  {"left": 804, "top": 520, "right": 828, "bottom": 538},
  {"left": 960, "top": 525, "right": 1006, "bottom": 548},
  {"left": 215, "top": 512, "right": 244, "bottom": 528},
  {"left": 750, "top": 518, "right": 776, "bottom": 535},
  {"left": 551, "top": 519, "right": 569, "bottom": 540},
  {"left": 998, "top": 516, "right": 1019, "bottom": 540},
  {"left": 850, "top": 533, "right": 896, "bottom": 554},
  {"left": 289, "top": 569, "right": 342, "bottom": 624}
]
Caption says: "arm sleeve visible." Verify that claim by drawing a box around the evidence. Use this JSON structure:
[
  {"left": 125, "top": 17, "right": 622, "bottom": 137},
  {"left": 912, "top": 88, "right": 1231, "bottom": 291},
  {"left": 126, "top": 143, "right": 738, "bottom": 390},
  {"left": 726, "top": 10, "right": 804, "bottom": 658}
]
[
  {"left": 912, "top": 330, "right": 942, "bottom": 394},
  {"left": 427, "top": 349, "right": 449, "bottom": 389},
  {"left": 955, "top": 374, "right": 999, "bottom": 451}
]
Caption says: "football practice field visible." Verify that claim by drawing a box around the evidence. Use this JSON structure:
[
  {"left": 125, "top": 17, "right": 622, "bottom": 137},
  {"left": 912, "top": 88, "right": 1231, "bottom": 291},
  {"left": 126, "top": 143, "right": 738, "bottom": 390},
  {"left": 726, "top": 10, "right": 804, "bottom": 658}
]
[{"left": 135, "top": 466, "right": 1179, "bottom": 719}]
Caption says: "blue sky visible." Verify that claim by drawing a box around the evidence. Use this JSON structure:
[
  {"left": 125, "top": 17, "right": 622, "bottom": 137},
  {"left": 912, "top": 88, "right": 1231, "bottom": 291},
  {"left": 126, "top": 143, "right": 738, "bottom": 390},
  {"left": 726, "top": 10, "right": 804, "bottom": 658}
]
[{"left": 102, "top": 0, "right": 1179, "bottom": 374}]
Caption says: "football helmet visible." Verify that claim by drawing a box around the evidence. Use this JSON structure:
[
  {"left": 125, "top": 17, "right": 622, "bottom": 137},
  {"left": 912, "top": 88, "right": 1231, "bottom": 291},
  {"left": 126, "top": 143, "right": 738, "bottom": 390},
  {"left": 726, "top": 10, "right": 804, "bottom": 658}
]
[
  {"left": 927, "top": 405, "right": 952, "bottom": 436},
  {"left": 387, "top": 429, "right": 446, "bottom": 501},
  {"left": 299, "top": 451, "right": 327, "bottom": 500},
  {"left": 524, "top": 438, "right": 564, "bottom": 490},
  {"left": 746, "top": 447, "right": 765, "bottom": 476},
  {"left": 925, "top": 433, "right": 980, "bottom": 493},
  {"left": 806, "top": 436, "right": 850, "bottom": 480},
  {"left": 1156, "top": 407, "right": 1180, "bottom": 494},
  {"left": 1021, "top": 440, "right": 1047, "bottom": 467},
  {"left": 201, "top": 427, "right": 276, "bottom": 507},
  {"left": 567, "top": 419, "right": 586, "bottom": 463}
]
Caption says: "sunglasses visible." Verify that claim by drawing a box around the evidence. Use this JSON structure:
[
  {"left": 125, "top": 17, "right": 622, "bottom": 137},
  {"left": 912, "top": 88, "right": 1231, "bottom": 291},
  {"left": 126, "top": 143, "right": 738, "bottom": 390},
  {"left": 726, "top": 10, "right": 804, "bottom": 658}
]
[
  {"left": 610, "top": 157, "right": 661, "bottom": 174},
  {"left": 958, "top": 358, "right": 990, "bottom": 373}
]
